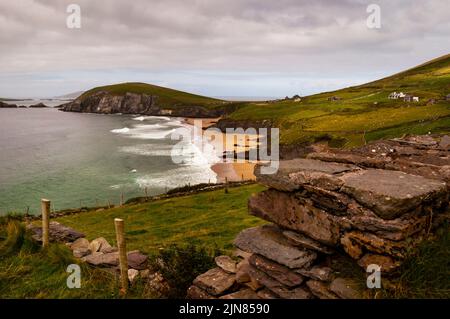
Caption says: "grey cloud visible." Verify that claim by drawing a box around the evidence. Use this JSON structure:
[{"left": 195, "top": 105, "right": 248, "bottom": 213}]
[{"left": 0, "top": 0, "right": 448, "bottom": 97}]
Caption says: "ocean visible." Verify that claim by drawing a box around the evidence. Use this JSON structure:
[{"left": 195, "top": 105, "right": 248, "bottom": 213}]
[{"left": 0, "top": 106, "right": 218, "bottom": 215}]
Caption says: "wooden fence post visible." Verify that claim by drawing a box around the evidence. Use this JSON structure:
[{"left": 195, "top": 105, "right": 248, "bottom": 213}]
[
  {"left": 225, "top": 177, "right": 229, "bottom": 194},
  {"left": 114, "top": 218, "right": 128, "bottom": 294},
  {"left": 41, "top": 199, "right": 51, "bottom": 248}
]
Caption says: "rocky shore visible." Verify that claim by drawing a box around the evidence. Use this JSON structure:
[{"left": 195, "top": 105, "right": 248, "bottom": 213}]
[
  {"left": 187, "top": 134, "right": 450, "bottom": 299},
  {"left": 60, "top": 91, "right": 226, "bottom": 118}
]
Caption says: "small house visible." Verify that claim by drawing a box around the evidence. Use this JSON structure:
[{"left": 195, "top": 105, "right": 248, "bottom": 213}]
[
  {"left": 388, "top": 92, "right": 406, "bottom": 100},
  {"left": 328, "top": 96, "right": 341, "bottom": 101},
  {"left": 403, "top": 95, "right": 413, "bottom": 102},
  {"left": 388, "top": 92, "right": 398, "bottom": 99},
  {"left": 403, "top": 95, "right": 419, "bottom": 102},
  {"left": 446, "top": 94, "right": 450, "bottom": 101}
]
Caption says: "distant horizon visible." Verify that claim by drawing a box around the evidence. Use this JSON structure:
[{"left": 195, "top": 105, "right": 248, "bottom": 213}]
[{"left": 1, "top": 1, "right": 449, "bottom": 98}]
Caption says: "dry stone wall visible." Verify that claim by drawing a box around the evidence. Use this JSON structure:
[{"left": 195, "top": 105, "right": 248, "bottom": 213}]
[{"left": 187, "top": 135, "right": 450, "bottom": 299}]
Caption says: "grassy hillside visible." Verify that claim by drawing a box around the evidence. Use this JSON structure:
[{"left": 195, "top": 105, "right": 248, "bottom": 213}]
[
  {"left": 79, "top": 82, "right": 224, "bottom": 109},
  {"left": 54, "top": 184, "right": 265, "bottom": 254},
  {"left": 225, "top": 54, "right": 450, "bottom": 147}
]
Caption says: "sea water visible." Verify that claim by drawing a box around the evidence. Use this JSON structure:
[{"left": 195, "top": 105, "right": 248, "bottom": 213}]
[{"left": 0, "top": 107, "right": 217, "bottom": 215}]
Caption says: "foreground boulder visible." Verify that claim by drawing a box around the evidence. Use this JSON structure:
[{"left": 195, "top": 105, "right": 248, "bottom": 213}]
[
  {"left": 188, "top": 134, "right": 449, "bottom": 299},
  {"left": 27, "top": 221, "right": 85, "bottom": 243}
]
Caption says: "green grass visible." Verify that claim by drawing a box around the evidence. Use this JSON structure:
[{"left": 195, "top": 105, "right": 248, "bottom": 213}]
[
  {"left": 54, "top": 184, "right": 266, "bottom": 254},
  {"left": 222, "top": 54, "right": 450, "bottom": 147},
  {"left": 80, "top": 82, "right": 224, "bottom": 109},
  {"left": 379, "top": 224, "right": 450, "bottom": 299},
  {"left": 0, "top": 184, "right": 265, "bottom": 298}
]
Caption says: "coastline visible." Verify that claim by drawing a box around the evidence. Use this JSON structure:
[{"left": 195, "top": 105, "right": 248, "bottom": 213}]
[{"left": 183, "top": 116, "right": 259, "bottom": 183}]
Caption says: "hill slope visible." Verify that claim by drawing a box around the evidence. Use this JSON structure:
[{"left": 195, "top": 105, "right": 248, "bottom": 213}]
[
  {"left": 61, "top": 82, "right": 227, "bottom": 117},
  {"left": 221, "top": 54, "right": 450, "bottom": 147}
]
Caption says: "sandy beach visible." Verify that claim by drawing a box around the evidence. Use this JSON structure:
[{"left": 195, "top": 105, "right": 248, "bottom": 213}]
[{"left": 184, "top": 117, "right": 260, "bottom": 183}]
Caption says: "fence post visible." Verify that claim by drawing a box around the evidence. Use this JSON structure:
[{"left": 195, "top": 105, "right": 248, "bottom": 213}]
[
  {"left": 41, "top": 199, "right": 51, "bottom": 248},
  {"left": 120, "top": 192, "right": 124, "bottom": 207},
  {"left": 225, "top": 177, "right": 229, "bottom": 194},
  {"left": 114, "top": 218, "right": 128, "bottom": 294}
]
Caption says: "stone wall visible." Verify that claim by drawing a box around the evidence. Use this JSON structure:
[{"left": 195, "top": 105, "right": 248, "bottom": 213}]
[{"left": 187, "top": 135, "right": 450, "bottom": 299}]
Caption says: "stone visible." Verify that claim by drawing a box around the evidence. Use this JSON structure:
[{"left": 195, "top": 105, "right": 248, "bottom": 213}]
[
  {"left": 219, "top": 289, "right": 260, "bottom": 299},
  {"left": 306, "top": 280, "right": 339, "bottom": 299},
  {"left": 357, "top": 254, "right": 401, "bottom": 273},
  {"left": 233, "top": 248, "right": 252, "bottom": 260},
  {"left": 297, "top": 266, "right": 333, "bottom": 282},
  {"left": 127, "top": 250, "right": 148, "bottom": 270},
  {"left": 236, "top": 262, "right": 251, "bottom": 283},
  {"left": 341, "top": 231, "right": 410, "bottom": 259},
  {"left": 269, "top": 286, "right": 313, "bottom": 299},
  {"left": 340, "top": 169, "right": 447, "bottom": 219},
  {"left": 349, "top": 211, "right": 428, "bottom": 241},
  {"left": 193, "top": 267, "right": 236, "bottom": 296},
  {"left": 70, "top": 238, "right": 91, "bottom": 258},
  {"left": 257, "top": 288, "right": 278, "bottom": 299},
  {"left": 249, "top": 191, "right": 341, "bottom": 245},
  {"left": 70, "top": 238, "right": 89, "bottom": 251},
  {"left": 340, "top": 235, "right": 363, "bottom": 259},
  {"left": 28, "top": 221, "right": 85, "bottom": 243},
  {"left": 215, "top": 256, "right": 237, "bottom": 274},
  {"left": 128, "top": 269, "right": 139, "bottom": 284},
  {"left": 83, "top": 251, "right": 119, "bottom": 267},
  {"left": 246, "top": 265, "right": 285, "bottom": 289},
  {"left": 89, "top": 237, "right": 112, "bottom": 253},
  {"left": 73, "top": 248, "right": 91, "bottom": 258},
  {"left": 329, "top": 278, "right": 363, "bottom": 299},
  {"left": 82, "top": 250, "right": 148, "bottom": 269},
  {"left": 282, "top": 230, "right": 334, "bottom": 254},
  {"left": 439, "top": 135, "right": 450, "bottom": 149},
  {"left": 255, "top": 158, "right": 359, "bottom": 192},
  {"left": 249, "top": 254, "right": 304, "bottom": 287},
  {"left": 234, "top": 225, "right": 317, "bottom": 269},
  {"left": 146, "top": 272, "right": 170, "bottom": 298},
  {"left": 186, "top": 285, "right": 216, "bottom": 299}
]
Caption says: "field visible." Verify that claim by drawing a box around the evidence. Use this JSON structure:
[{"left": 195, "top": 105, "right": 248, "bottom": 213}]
[{"left": 54, "top": 184, "right": 265, "bottom": 254}]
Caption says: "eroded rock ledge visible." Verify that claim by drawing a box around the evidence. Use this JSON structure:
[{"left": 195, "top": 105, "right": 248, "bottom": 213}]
[{"left": 188, "top": 134, "right": 449, "bottom": 299}]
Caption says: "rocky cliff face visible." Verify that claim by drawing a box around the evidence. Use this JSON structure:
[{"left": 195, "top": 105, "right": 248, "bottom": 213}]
[
  {"left": 60, "top": 91, "right": 224, "bottom": 118},
  {"left": 187, "top": 134, "right": 450, "bottom": 299}
]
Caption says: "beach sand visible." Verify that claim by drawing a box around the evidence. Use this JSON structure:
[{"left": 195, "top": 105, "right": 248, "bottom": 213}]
[
  {"left": 211, "top": 162, "right": 257, "bottom": 183},
  {"left": 184, "top": 117, "right": 260, "bottom": 183}
]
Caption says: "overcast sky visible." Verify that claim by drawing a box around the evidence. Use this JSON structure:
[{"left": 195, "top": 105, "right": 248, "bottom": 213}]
[{"left": 0, "top": 0, "right": 449, "bottom": 98}]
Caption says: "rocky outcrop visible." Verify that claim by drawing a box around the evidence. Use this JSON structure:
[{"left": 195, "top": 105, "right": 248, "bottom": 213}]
[
  {"left": 61, "top": 91, "right": 224, "bottom": 118},
  {"left": 27, "top": 221, "right": 85, "bottom": 243},
  {"left": 29, "top": 103, "right": 48, "bottom": 108},
  {"left": 188, "top": 134, "right": 449, "bottom": 299},
  {"left": 0, "top": 101, "right": 18, "bottom": 108}
]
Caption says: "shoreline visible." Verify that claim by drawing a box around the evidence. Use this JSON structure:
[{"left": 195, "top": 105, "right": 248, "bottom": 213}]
[{"left": 183, "top": 116, "right": 259, "bottom": 183}]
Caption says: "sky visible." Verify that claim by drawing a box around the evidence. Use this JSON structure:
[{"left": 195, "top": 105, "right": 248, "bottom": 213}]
[{"left": 0, "top": 0, "right": 449, "bottom": 98}]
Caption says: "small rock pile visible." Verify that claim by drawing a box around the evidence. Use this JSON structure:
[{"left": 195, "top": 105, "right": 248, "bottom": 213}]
[
  {"left": 27, "top": 222, "right": 169, "bottom": 296},
  {"left": 188, "top": 135, "right": 449, "bottom": 299}
]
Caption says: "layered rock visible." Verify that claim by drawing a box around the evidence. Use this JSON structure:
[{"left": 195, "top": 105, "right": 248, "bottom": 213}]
[{"left": 188, "top": 134, "right": 449, "bottom": 299}]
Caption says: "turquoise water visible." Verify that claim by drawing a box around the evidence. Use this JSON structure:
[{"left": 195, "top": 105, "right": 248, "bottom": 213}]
[{"left": 0, "top": 107, "right": 217, "bottom": 215}]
